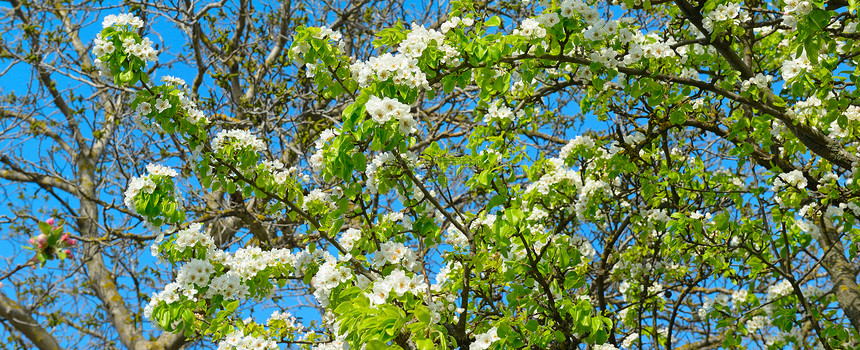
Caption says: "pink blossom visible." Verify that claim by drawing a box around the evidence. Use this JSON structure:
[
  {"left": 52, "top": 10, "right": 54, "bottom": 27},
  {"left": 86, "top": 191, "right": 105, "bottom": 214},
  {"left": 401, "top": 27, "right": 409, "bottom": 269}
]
[
  {"left": 46, "top": 218, "right": 55, "bottom": 226},
  {"left": 36, "top": 234, "right": 48, "bottom": 249}
]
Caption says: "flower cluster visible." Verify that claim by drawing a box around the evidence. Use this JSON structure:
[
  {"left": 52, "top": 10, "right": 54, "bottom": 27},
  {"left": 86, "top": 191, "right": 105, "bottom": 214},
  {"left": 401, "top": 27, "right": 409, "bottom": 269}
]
[
  {"left": 122, "top": 36, "right": 158, "bottom": 62},
  {"left": 339, "top": 228, "right": 362, "bottom": 251},
  {"left": 365, "top": 152, "right": 394, "bottom": 194},
  {"left": 440, "top": 16, "right": 475, "bottom": 33},
  {"left": 580, "top": 18, "right": 623, "bottom": 43},
  {"left": 310, "top": 333, "right": 349, "bottom": 350},
  {"left": 147, "top": 163, "right": 179, "bottom": 177},
  {"left": 222, "top": 246, "right": 299, "bottom": 280},
  {"left": 315, "top": 26, "right": 343, "bottom": 42},
  {"left": 365, "top": 95, "right": 419, "bottom": 134},
  {"left": 124, "top": 174, "right": 155, "bottom": 208},
  {"left": 766, "top": 279, "right": 794, "bottom": 300},
  {"left": 206, "top": 271, "right": 249, "bottom": 300},
  {"left": 470, "top": 327, "right": 500, "bottom": 350},
  {"left": 144, "top": 282, "right": 182, "bottom": 318},
  {"left": 746, "top": 315, "right": 769, "bottom": 332},
  {"left": 369, "top": 241, "right": 422, "bottom": 271},
  {"left": 781, "top": 0, "right": 814, "bottom": 29},
  {"left": 620, "top": 333, "right": 639, "bottom": 348},
  {"left": 162, "top": 78, "right": 207, "bottom": 124},
  {"left": 146, "top": 244, "right": 300, "bottom": 320},
  {"left": 267, "top": 310, "right": 301, "bottom": 329},
  {"left": 525, "top": 158, "right": 583, "bottom": 195},
  {"left": 482, "top": 102, "right": 520, "bottom": 124},
  {"left": 590, "top": 47, "right": 620, "bottom": 68},
  {"left": 636, "top": 34, "right": 678, "bottom": 60},
  {"left": 212, "top": 129, "right": 267, "bottom": 153},
  {"left": 741, "top": 73, "right": 772, "bottom": 90},
  {"left": 311, "top": 259, "right": 354, "bottom": 306},
  {"left": 350, "top": 53, "right": 429, "bottom": 89},
  {"left": 399, "top": 24, "right": 457, "bottom": 66},
  {"left": 569, "top": 234, "right": 596, "bottom": 259},
  {"left": 291, "top": 25, "right": 345, "bottom": 70},
  {"left": 732, "top": 289, "right": 748, "bottom": 307},
  {"left": 796, "top": 218, "right": 822, "bottom": 240},
  {"left": 697, "top": 294, "right": 729, "bottom": 318},
  {"left": 216, "top": 331, "right": 278, "bottom": 350},
  {"left": 102, "top": 13, "right": 144, "bottom": 29},
  {"left": 134, "top": 85, "right": 209, "bottom": 132},
  {"left": 772, "top": 169, "right": 807, "bottom": 190},
  {"left": 261, "top": 159, "right": 297, "bottom": 185},
  {"left": 124, "top": 164, "right": 179, "bottom": 211},
  {"left": 173, "top": 223, "right": 215, "bottom": 253},
  {"left": 302, "top": 189, "right": 334, "bottom": 211},
  {"left": 831, "top": 119, "right": 850, "bottom": 138},
  {"left": 176, "top": 259, "right": 215, "bottom": 291},
  {"left": 621, "top": 34, "right": 682, "bottom": 67},
  {"left": 845, "top": 105, "right": 860, "bottom": 122},
  {"left": 310, "top": 129, "right": 340, "bottom": 172},
  {"left": 366, "top": 268, "right": 428, "bottom": 305},
  {"left": 92, "top": 13, "right": 157, "bottom": 79},
  {"left": 787, "top": 95, "right": 824, "bottom": 125},
  {"left": 781, "top": 53, "right": 812, "bottom": 82},
  {"left": 91, "top": 37, "right": 116, "bottom": 59},
  {"left": 558, "top": 135, "right": 596, "bottom": 161},
  {"left": 561, "top": 0, "right": 601, "bottom": 26},
  {"left": 514, "top": 18, "right": 547, "bottom": 39},
  {"left": 702, "top": 2, "right": 741, "bottom": 33},
  {"left": 444, "top": 226, "right": 469, "bottom": 248},
  {"left": 26, "top": 218, "right": 76, "bottom": 265}
]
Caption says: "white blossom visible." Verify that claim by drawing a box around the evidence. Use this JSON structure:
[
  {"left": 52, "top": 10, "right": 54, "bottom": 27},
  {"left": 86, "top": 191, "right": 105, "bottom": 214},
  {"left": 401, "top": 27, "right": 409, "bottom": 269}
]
[
  {"left": 136, "top": 102, "right": 152, "bottom": 117},
  {"left": 102, "top": 13, "right": 145, "bottom": 29},
  {"left": 154, "top": 98, "right": 172, "bottom": 113},
  {"left": 470, "top": 327, "right": 500, "bottom": 350},
  {"left": 514, "top": 18, "right": 547, "bottom": 39},
  {"left": 212, "top": 129, "right": 267, "bottom": 153}
]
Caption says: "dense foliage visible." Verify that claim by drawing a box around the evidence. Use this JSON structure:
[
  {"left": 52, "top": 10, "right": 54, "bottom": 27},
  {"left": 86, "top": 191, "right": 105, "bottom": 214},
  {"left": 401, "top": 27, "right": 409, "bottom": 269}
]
[{"left": 5, "top": 0, "right": 860, "bottom": 349}]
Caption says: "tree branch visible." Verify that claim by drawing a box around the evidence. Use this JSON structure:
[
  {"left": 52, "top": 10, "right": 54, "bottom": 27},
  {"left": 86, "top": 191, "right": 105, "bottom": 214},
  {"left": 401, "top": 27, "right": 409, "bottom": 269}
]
[
  {"left": 0, "top": 155, "right": 77, "bottom": 194},
  {"left": 0, "top": 292, "right": 64, "bottom": 350}
]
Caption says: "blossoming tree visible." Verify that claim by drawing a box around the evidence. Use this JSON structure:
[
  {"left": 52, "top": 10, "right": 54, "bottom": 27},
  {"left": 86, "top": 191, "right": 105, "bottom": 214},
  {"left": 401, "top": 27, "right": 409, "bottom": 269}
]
[
  {"left": 0, "top": 0, "right": 450, "bottom": 349},
  {"left": 100, "top": 0, "right": 860, "bottom": 347},
  {"left": 7, "top": 0, "right": 860, "bottom": 348}
]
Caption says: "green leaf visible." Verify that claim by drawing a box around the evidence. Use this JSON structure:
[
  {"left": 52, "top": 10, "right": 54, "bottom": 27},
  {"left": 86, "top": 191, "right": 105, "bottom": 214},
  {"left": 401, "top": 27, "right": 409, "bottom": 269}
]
[
  {"left": 505, "top": 208, "right": 524, "bottom": 225},
  {"left": 38, "top": 221, "right": 52, "bottom": 235},
  {"left": 416, "top": 339, "right": 434, "bottom": 350},
  {"left": 414, "top": 305, "right": 431, "bottom": 324},
  {"left": 670, "top": 110, "right": 686, "bottom": 125},
  {"left": 525, "top": 319, "right": 539, "bottom": 332},
  {"left": 224, "top": 300, "right": 239, "bottom": 313},
  {"left": 366, "top": 340, "right": 388, "bottom": 350},
  {"left": 443, "top": 77, "right": 457, "bottom": 94},
  {"left": 328, "top": 219, "right": 345, "bottom": 239},
  {"left": 487, "top": 194, "right": 506, "bottom": 210},
  {"left": 808, "top": 9, "right": 831, "bottom": 31},
  {"left": 485, "top": 16, "right": 501, "bottom": 27}
]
